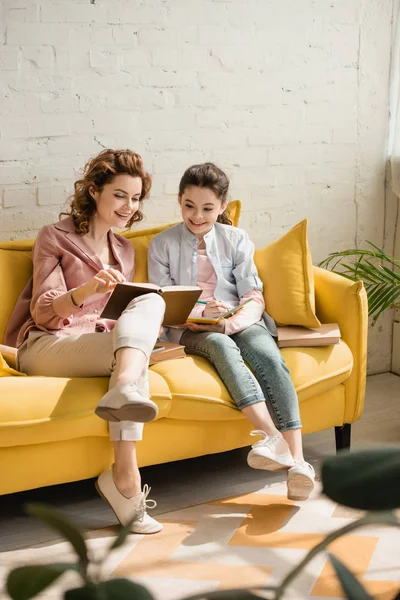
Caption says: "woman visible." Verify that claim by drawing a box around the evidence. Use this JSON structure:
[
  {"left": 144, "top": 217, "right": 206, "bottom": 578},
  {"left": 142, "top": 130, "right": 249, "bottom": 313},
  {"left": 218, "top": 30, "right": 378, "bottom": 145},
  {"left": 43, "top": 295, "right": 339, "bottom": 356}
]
[{"left": 5, "top": 149, "right": 165, "bottom": 534}]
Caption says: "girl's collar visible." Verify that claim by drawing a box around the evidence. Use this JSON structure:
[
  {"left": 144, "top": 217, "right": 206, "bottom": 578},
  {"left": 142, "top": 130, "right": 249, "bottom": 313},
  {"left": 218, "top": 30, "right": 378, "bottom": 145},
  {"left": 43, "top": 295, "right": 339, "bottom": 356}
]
[{"left": 182, "top": 222, "right": 216, "bottom": 244}]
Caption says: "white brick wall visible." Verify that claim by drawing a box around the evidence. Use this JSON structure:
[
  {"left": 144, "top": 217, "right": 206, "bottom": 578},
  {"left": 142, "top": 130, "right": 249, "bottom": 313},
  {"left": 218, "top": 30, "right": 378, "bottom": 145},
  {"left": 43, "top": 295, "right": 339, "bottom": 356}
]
[{"left": 0, "top": 0, "right": 396, "bottom": 371}]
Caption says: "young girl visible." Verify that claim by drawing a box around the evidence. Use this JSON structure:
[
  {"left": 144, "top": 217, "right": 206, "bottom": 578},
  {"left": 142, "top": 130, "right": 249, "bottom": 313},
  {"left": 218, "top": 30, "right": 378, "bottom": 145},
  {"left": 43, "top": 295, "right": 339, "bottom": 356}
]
[
  {"left": 148, "top": 163, "right": 315, "bottom": 501},
  {"left": 6, "top": 149, "right": 164, "bottom": 533}
]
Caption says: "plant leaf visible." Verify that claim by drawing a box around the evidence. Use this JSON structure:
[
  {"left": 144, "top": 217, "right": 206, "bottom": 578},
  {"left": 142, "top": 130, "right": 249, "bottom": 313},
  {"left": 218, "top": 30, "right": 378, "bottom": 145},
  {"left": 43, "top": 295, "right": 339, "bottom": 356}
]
[
  {"left": 108, "top": 519, "right": 135, "bottom": 552},
  {"left": 102, "top": 579, "right": 155, "bottom": 599},
  {"left": 64, "top": 585, "right": 99, "bottom": 600},
  {"left": 184, "top": 591, "right": 262, "bottom": 600},
  {"left": 65, "top": 580, "right": 156, "bottom": 600},
  {"left": 329, "top": 554, "right": 373, "bottom": 599},
  {"left": 322, "top": 447, "right": 400, "bottom": 510},
  {"left": 26, "top": 503, "right": 88, "bottom": 566},
  {"left": 369, "top": 286, "right": 400, "bottom": 319},
  {"left": 6, "top": 564, "right": 79, "bottom": 600}
]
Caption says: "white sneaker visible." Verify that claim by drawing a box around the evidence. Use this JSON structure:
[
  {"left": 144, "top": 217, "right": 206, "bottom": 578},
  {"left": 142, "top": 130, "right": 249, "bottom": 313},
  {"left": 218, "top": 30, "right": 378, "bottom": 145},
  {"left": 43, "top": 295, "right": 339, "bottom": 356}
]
[
  {"left": 96, "top": 469, "right": 162, "bottom": 534},
  {"left": 95, "top": 382, "right": 158, "bottom": 423},
  {"left": 247, "top": 430, "right": 295, "bottom": 472},
  {"left": 287, "top": 461, "right": 316, "bottom": 501}
]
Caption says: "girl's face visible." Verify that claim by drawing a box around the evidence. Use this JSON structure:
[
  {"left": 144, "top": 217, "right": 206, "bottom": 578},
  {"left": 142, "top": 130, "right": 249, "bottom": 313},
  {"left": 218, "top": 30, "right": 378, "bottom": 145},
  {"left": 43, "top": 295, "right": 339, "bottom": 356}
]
[
  {"left": 179, "top": 185, "right": 227, "bottom": 239},
  {"left": 90, "top": 174, "right": 142, "bottom": 230}
]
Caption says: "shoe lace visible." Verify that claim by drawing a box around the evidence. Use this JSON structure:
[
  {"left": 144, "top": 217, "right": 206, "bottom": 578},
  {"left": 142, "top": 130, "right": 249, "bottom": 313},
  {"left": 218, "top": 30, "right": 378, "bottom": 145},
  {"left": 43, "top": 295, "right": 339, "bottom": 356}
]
[
  {"left": 138, "top": 484, "right": 157, "bottom": 521},
  {"left": 250, "top": 429, "right": 281, "bottom": 449}
]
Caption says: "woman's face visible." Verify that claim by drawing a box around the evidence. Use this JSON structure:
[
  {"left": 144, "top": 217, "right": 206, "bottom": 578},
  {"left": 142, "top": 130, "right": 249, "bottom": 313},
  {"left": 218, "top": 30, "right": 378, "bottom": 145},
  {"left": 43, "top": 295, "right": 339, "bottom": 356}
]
[{"left": 90, "top": 174, "right": 142, "bottom": 229}]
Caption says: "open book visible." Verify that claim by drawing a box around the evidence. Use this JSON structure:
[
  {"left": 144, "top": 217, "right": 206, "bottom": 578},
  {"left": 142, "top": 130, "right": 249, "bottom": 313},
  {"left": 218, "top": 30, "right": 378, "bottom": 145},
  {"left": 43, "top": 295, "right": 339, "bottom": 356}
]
[
  {"left": 277, "top": 323, "right": 341, "bottom": 348},
  {"left": 100, "top": 282, "right": 202, "bottom": 327},
  {"left": 186, "top": 297, "right": 254, "bottom": 325}
]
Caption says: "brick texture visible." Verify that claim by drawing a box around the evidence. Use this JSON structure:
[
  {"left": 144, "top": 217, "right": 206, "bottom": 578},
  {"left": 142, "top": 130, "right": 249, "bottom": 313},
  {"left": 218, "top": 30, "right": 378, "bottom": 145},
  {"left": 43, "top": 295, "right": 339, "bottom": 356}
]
[{"left": 0, "top": 0, "right": 395, "bottom": 370}]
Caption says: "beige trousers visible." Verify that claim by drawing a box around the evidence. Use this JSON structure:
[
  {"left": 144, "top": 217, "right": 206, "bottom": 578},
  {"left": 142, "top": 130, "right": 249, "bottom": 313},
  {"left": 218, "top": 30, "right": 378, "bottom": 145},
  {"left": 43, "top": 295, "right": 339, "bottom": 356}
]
[{"left": 18, "top": 293, "right": 165, "bottom": 442}]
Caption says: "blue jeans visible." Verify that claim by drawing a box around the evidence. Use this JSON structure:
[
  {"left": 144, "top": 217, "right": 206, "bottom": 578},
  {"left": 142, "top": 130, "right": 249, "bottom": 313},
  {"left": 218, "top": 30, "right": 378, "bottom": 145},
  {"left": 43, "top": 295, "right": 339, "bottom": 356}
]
[{"left": 181, "top": 322, "right": 301, "bottom": 432}]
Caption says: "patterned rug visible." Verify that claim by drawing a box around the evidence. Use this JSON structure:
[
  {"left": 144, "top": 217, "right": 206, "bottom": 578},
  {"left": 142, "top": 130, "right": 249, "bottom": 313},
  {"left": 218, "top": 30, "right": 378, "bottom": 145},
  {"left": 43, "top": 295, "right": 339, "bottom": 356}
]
[
  {"left": 110, "top": 478, "right": 399, "bottom": 600},
  {"left": 1, "top": 478, "right": 399, "bottom": 599}
]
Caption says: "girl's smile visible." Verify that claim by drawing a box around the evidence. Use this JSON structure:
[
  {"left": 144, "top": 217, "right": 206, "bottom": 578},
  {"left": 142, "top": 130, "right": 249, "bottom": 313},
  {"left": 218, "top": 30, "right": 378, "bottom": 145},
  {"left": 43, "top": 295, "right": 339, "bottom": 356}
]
[{"left": 179, "top": 185, "right": 227, "bottom": 239}]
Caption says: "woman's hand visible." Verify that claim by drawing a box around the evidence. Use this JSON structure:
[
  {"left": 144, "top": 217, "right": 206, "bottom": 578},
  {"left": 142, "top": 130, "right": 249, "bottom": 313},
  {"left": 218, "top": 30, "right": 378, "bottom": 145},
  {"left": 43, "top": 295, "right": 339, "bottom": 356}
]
[
  {"left": 185, "top": 321, "right": 226, "bottom": 333},
  {"left": 203, "top": 301, "right": 230, "bottom": 318},
  {"left": 87, "top": 268, "right": 126, "bottom": 295},
  {"left": 71, "top": 269, "right": 126, "bottom": 307}
]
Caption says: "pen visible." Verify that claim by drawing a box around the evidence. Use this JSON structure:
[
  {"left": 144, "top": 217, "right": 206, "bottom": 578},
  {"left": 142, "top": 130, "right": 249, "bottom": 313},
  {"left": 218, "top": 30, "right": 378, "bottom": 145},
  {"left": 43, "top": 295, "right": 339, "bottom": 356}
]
[{"left": 196, "top": 300, "right": 208, "bottom": 305}]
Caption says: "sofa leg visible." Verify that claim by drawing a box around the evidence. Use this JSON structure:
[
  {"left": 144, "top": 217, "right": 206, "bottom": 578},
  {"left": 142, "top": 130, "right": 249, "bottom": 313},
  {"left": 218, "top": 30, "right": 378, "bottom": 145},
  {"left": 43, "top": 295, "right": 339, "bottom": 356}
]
[{"left": 335, "top": 424, "right": 351, "bottom": 453}]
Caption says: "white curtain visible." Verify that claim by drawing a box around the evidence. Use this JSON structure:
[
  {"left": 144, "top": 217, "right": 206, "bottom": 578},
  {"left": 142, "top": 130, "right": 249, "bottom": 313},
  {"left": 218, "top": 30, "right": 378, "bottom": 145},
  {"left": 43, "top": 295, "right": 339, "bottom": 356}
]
[{"left": 389, "top": 0, "right": 400, "bottom": 196}]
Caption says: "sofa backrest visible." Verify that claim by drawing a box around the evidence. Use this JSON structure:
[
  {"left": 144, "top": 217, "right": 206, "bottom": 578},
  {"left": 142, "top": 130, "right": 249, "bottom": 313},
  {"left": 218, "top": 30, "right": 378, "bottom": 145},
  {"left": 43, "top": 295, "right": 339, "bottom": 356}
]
[{"left": 0, "top": 201, "right": 241, "bottom": 344}]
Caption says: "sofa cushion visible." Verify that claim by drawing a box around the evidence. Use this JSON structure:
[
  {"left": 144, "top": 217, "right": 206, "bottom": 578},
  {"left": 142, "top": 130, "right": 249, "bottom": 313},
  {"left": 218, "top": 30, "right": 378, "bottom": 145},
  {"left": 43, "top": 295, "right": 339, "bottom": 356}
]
[
  {"left": 0, "top": 241, "right": 33, "bottom": 344},
  {"left": 254, "top": 219, "right": 321, "bottom": 328},
  {"left": 0, "top": 370, "right": 172, "bottom": 447},
  {"left": 150, "top": 341, "right": 353, "bottom": 420},
  {"left": 0, "top": 353, "right": 25, "bottom": 378}
]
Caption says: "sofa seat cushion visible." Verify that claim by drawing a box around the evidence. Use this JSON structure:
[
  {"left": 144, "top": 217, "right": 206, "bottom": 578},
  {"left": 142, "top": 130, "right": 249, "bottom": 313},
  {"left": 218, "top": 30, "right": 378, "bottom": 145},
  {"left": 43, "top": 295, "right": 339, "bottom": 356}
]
[
  {"left": 150, "top": 356, "right": 242, "bottom": 420},
  {"left": 281, "top": 341, "right": 353, "bottom": 401},
  {"left": 150, "top": 342, "right": 353, "bottom": 420},
  {"left": 0, "top": 370, "right": 172, "bottom": 448}
]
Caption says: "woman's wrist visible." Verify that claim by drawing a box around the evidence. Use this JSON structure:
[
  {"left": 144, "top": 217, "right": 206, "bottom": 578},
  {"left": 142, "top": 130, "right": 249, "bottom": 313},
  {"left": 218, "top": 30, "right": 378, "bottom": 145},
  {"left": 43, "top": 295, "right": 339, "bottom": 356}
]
[{"left": 71, "top": 282, "right": 92, "bottom": 307}]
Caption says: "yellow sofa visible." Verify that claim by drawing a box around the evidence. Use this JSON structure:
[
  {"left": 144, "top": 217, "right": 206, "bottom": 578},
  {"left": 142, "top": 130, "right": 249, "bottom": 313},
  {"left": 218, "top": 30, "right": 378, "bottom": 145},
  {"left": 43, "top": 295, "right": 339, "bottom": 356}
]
[{"left": 0, "top": 204, "right": 368, "bottom": 496}]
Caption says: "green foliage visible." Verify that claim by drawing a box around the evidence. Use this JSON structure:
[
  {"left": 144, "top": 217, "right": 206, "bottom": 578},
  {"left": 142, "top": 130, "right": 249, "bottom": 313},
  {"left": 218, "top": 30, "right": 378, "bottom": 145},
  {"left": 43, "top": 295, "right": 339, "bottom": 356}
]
[
  {"left": 26, "top": 504, "right": 88, "bottom": 568},
  {"left": 319, "top": 242, "right": 400, "bottom": 324},
  {"left": 64, "top": 580, "right": 154, "bottom": 600},
  {"left": 329, "top": 554, "right": 374, "bottom": 600},
  {"left": 322, "top": 447, "right": 400, "bottom": 510},
  {"left": 7, "top": 565, "right": 80, "bottom": 600}
]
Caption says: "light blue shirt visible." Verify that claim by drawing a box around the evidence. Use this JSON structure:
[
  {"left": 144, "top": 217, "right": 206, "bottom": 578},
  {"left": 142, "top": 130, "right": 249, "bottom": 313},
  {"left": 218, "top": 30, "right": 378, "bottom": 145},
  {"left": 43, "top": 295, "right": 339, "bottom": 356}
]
[{"left": 148, "top": 222, "right": 277, "bottom": 338}]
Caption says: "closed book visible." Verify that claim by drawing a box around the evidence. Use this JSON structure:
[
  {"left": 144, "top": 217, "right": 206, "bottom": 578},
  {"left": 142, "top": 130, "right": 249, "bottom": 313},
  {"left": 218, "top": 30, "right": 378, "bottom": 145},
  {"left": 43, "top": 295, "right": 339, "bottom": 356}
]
[
  {"left": 277, "top": 323, "right": 341, "bottom": 348},
  {"left": 149, "top": 341, "right": 186, "bottom": 365},
  {"left": 100, "top": 282, "right": 202, "bottom": 327}
]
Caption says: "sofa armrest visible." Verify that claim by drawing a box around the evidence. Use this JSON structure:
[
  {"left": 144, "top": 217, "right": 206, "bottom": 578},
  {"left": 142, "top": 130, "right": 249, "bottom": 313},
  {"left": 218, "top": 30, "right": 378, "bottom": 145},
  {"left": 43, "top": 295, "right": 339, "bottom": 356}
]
[
  {"left": 313, "top": 266, "right": 368, "bottom": 424},
  {"left": 0, "top": 343, "right": 17, "bottom": 369}
]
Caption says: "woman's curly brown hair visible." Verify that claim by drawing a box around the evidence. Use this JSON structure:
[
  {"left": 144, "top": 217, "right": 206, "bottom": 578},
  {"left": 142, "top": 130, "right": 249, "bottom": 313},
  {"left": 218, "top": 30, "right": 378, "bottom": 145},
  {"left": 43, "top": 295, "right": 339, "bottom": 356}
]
[
  {"left": 60, "top": 149, "right": 152, "bottom": 235},
  {"left": 178, "top": 162, "right": 232, "bottom": 225}
]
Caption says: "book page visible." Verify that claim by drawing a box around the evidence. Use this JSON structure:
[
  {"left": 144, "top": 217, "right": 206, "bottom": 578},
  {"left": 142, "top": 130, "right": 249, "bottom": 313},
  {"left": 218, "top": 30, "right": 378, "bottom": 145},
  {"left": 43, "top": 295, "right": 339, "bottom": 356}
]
[
  {"left": 122, "top": 282, "right": 160, "bottom": 291},
  {"left": 161, "top": 285, "right": 202, "bottom": 292}
]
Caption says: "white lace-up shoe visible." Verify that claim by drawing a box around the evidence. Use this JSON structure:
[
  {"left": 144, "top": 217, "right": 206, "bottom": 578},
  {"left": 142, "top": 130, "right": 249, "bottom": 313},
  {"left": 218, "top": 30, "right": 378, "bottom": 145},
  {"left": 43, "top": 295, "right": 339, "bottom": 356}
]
[
  {"left": 287, "top": 461, "right": 316, "bottom": 501},
  {"left": 96, "top": 469, "right": 162, "bottom": 534},
  {"left": 95, "top": 382, "right": 158, "bottom": 423},
  {"left": 247, "top": 430, "right": 295, "bottom": 471}
]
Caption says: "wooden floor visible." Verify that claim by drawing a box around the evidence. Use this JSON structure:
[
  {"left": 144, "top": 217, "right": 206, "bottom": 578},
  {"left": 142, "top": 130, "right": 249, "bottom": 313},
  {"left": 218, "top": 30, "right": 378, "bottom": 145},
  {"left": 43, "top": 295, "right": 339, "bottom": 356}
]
[{"left": 0, "top": 373, "right": 399, "bottom": 553}]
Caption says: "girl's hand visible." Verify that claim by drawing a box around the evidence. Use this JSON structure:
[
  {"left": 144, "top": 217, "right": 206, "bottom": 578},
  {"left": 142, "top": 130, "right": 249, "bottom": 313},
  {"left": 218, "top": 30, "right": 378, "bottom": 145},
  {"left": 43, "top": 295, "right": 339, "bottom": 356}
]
[
  {"left": 88, "top": 268, "right": 126, "bottom": 295},
  {"left": 203, "top": 301, "right": 230, "bottom": 318},
  {"left": 185, "top": 321, "right": 226, "bottom": 333}
]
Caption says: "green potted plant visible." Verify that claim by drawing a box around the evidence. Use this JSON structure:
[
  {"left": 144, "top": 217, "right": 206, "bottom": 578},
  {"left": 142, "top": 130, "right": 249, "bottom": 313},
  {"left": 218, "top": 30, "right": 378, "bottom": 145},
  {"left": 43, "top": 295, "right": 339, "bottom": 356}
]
[{"left": 319, "top": 242, "right": 400, "bottom": 324}]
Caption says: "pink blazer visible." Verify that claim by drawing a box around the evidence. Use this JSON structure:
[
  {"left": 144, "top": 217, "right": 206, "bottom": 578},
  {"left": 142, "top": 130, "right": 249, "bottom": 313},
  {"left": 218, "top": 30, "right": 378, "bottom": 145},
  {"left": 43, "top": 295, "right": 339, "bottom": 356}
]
[{"left": 5, "top": 216, "right": 135, "bottom": 348}]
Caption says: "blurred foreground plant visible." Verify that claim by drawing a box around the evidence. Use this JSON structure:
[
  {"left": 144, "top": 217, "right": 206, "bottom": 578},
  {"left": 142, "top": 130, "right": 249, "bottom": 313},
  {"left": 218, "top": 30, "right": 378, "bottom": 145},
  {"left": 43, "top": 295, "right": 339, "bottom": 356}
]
[{"left": 6, "top": 447, "right": 400, "bottom": 600}]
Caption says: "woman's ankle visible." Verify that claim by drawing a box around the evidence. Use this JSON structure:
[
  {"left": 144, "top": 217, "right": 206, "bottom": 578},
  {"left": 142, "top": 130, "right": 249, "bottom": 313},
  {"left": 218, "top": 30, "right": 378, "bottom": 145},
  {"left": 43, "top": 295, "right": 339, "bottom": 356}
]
[
  {"left": 113, "top": 472, "right": 142, "bottom": 498},
  {"left": 112, "top": 465, "right": 142, "bottom": 498}
]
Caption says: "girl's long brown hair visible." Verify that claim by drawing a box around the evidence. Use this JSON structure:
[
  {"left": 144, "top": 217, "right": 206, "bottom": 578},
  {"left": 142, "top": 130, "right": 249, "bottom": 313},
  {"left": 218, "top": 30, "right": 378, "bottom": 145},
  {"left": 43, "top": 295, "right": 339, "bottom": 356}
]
[
  {"left": 178, "top": 162, "right": 232, "bottom": 225},
  {"left": 60, "top": 149, "right": 151, "bottom": 235}
]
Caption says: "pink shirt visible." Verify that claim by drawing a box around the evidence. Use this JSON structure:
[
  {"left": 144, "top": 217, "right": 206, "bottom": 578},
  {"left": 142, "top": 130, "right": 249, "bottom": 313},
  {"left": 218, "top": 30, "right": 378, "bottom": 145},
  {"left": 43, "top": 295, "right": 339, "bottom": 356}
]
[
  {"left": 5, "top": 216, "right": 135, "bottom": 348},
  {"left": 189, "top": 248, "right": 265, "bottom": 335}
]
